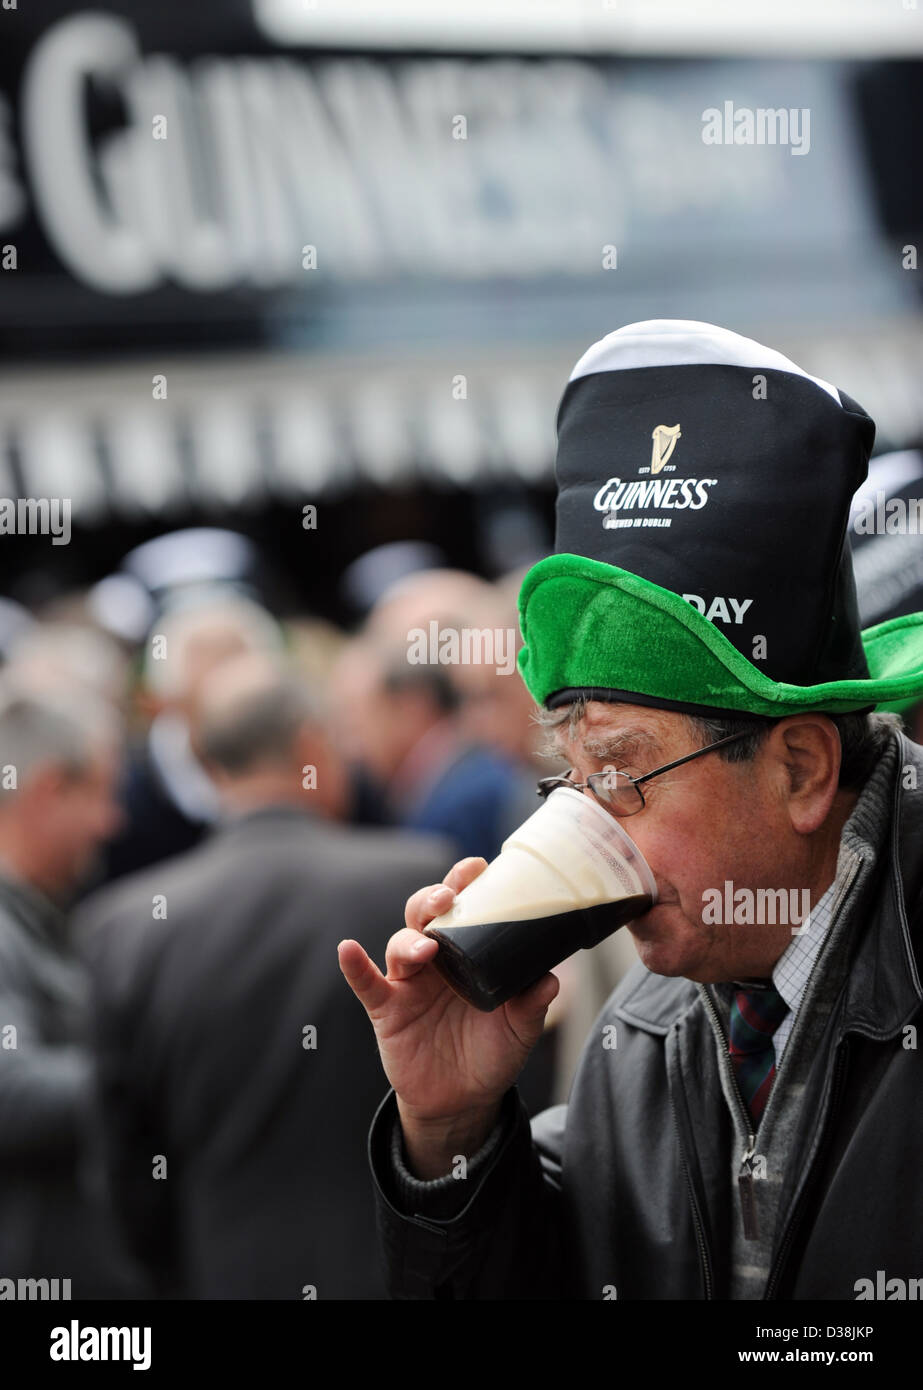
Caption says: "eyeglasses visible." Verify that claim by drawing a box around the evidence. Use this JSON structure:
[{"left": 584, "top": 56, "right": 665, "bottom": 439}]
[{"left": 536, "top": 730, "right": 755, "bottom": 817}]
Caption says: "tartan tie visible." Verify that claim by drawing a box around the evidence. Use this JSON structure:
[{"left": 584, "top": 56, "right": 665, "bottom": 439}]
[{"left": 728, "top": 985, "right": 789, "bottom": 1126}]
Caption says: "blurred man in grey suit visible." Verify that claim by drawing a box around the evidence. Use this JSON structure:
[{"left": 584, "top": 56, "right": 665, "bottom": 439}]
[{"left": 77, "top": 655, "right": 452, "bottom": 1299}]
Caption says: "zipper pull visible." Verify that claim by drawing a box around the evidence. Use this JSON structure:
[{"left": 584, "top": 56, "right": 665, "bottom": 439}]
[{"left": 738, "top": 1134, "right": 759, "bottom": 1241}]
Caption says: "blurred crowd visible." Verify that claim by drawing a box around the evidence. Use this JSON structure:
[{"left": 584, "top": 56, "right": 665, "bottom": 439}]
[
  {"left": 0, "top": 446, "right": 920, "bottom": 1300},
  {"left": 0, "top": 531, "right": 642, "bottom": 1301}
]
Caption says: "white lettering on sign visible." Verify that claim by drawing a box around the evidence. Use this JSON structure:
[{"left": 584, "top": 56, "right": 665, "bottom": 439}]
[{"left": 17, "top": 15, "right": 779, "bottom": 296}]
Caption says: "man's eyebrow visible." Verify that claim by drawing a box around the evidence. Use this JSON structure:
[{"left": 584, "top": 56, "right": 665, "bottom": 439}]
[{"left": 579, "top": 727, "right": 662, "bottom": 765}]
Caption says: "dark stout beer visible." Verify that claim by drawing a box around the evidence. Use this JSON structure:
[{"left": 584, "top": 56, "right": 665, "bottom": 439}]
[
  {"left": 422, "top": 785, "right": 657, "bottom": 1012},
  {"left": 425, "top": 892, "right": 653, "bottom": 1012}
]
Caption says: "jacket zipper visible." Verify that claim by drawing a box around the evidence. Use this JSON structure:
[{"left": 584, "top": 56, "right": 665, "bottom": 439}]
[
  {"left": 698, "top": 987, "right": 760, "bottom": 1241},
  {"left": 737, "top": 1135, "right": 761, "bottom": 1242},
  {"left": 763, "top": 1037, "right": 851, "bottom": 1300},
  {"left": 668, "top": 1089, "right": 714, "bottom": 1299}
]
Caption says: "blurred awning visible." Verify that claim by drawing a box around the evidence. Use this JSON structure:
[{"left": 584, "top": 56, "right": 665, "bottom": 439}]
[
  {"left": 1, "top": 319, "right": 922, "bottom": 523},
  {"left": 0, "top": 348, "right": 563, "bottom": 522},
  {"left": 256, "top": 0, "right": 923, "bottom": 59}
]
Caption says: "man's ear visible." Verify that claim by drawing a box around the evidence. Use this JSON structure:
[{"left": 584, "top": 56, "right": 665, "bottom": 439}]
[{"left": 768, "top": 716, "right": 841, "bottom": 834}]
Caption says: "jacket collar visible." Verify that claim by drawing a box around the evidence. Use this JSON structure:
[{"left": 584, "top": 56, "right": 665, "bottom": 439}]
[
  {"left": 616, "top": 731, "right": 923, "bottom": 1039},
  {"left": 213, "top": 802, "right": 322, "bottom": 834},
  {"left": 838, "top": 730, "right": 923, "bottom": 1039}
]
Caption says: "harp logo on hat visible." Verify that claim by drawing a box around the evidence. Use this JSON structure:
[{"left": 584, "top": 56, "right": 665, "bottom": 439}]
[{"left": 650, "top": 424, "right": 681, "bottom": 475}]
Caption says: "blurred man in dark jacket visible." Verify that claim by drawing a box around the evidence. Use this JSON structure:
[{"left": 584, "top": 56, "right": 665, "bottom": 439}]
[
  {"left": 330, "top": 636, "right": 526, "bottom": 865},
  {"left": 0, "top": 681, "right": 144, "bottom": 1297},
  {"left": 77, "top": 655, "right": 452, "bottom": 1299}
]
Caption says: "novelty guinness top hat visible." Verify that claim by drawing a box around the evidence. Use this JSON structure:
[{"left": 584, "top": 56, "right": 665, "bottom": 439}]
[{"left": 517, "top": 320, "right": 923, "bottom": 718}]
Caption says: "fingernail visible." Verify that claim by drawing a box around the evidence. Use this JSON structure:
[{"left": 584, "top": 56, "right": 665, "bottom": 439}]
[{"left": 411, "top": 938, "right": 431, "bottom": 954}]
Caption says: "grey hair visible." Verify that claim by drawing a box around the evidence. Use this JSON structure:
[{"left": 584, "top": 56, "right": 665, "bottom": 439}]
[
  {"left": 685, "top": 709, "right": 902, "bottom": 791},
  {"left": 532, "top": 696, "right": 902, "bottom": 790},
  {"left": 532, "top": 697, "right": 589, "bottom": 757},
  {"left": 143, "top": 598, "right": 284, "bottom": 701},
  {"left": 8, "top": 623, "right": 130, "bottom": 706},
  {"left": 196, "top": 673, "right": 320, "bottom": 775},
  {"left": 0, "top": 681, "right": 117, "bottom": 802}
]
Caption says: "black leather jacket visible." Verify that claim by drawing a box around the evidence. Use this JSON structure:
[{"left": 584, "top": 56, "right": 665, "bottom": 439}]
[{"left": 367, "top": 732, "right": 923, "bottom": 1299}]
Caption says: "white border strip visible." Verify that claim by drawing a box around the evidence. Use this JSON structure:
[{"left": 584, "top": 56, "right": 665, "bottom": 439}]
[{"left": 568, "top": 319, "right": 842, "bottom": 404}]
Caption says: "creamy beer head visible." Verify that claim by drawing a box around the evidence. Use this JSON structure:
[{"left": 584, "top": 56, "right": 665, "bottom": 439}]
[{"left": 424, "top": 786, "right": 657, "bottom": 1010}]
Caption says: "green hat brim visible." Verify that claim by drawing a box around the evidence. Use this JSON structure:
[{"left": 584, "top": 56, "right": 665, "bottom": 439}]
[{"left": 517, "top": 554, "right": 923, "bottom": 718}]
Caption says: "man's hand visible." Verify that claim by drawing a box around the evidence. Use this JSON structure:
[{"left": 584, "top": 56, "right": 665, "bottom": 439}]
[{"left": 338, "top": 856, "right": 559, "bottom": 1179}]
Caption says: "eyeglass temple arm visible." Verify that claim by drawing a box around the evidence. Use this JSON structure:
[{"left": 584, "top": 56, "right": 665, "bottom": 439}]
[{"left": 632, "top": 730, "right": 753, "bottom": 787}]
